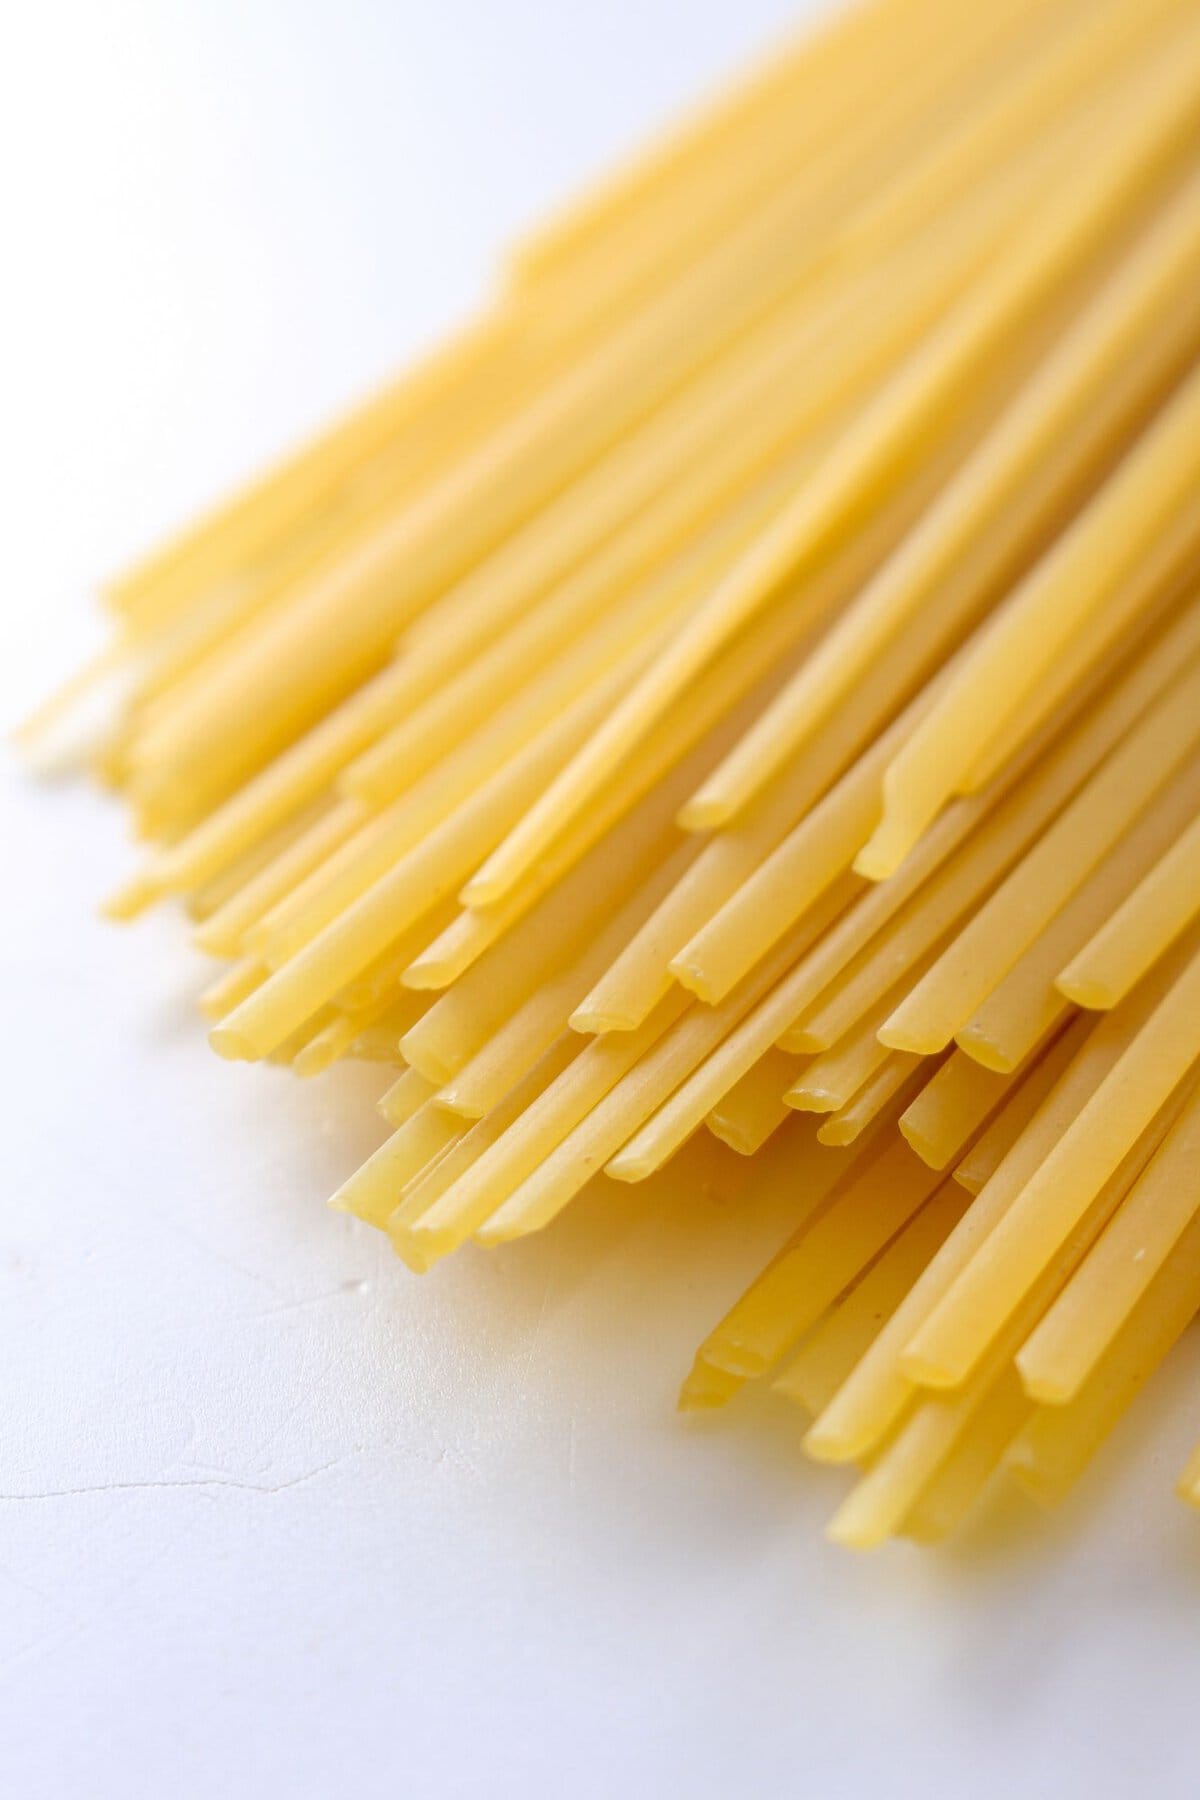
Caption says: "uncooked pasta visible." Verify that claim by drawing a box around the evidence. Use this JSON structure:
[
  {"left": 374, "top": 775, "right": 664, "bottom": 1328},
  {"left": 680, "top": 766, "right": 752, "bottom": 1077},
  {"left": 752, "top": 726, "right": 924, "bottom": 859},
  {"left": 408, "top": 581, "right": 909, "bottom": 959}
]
[{"left": 24, "top": 0, "right": 1200, "bottom": 1548}]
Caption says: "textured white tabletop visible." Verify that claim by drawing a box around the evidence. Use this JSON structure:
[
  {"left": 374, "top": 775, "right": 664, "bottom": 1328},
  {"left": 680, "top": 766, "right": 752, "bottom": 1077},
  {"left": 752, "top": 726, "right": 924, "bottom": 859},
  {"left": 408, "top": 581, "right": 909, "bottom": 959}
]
[{"left": 4, "top": 3, "right": 1200, "bottom": 1794}]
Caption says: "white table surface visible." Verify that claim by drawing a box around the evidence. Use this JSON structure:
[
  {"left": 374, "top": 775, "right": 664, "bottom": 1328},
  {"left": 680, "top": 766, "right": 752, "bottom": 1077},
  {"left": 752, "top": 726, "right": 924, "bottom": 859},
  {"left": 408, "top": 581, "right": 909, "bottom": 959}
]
[{"left": 4, "top": 3, "right": 1200, "bottom": 1794}]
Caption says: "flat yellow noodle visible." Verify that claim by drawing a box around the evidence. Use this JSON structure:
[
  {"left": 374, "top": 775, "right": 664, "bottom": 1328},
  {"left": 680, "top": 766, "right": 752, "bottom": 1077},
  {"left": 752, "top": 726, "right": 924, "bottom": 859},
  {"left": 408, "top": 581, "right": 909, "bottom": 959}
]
[
  {"left": 429, "top": 836, "right": 695, "bottom": 1087},
  {"left": 953, "top": 1017, "right": 1095, "bottom": 1195},
  {"left": 861, "top": 358, "right": 1200, "bottom": 876},
  {"left": 573, "top": 480, "right": 955, "bottom": 1030},
  {"left": 824, "top": 1096, "right": 1182, "bottom": 1548},
  {"left": 518, "top": 5, "right": 1165, "bottom": 604},
  {"left": 689, "top": 149, "right": 1200, "bottom": 822},
  {"left": 435, "top": 980, "right": 589, "bottom": 1124},
  {"left": 900, "top": 1043, "right": 1040, "bottom": 1170},
  {"left": 880, "top": 648, "right": 1200, "bottom": 1056},
  {"left": 784, "top": 601, "right": 1200, "bottom": 1053},
  {"left": 787, "top": 944, "right": 945, "bottom": 1115},
  {"left": 388, "top": 1034, "right": 585, "bottom": 1269},
  {"left": 774, "top": 1175, "right": 971, "bottom": 1416},
  {"left": 377, "top": 1067, "right": 440, "bottom": 1129},
  {"left": 671, "top": 661, "right": 951, "bottom": 1004},
  {"left": 294, "top": 991, "right": 426, "bottom": 1080},
  {"left": 958, "top": 493, "right": 1200, "bottom": 795},
  {"left": 328, "top": 1099, "right": 467, "bottom": 1231},
  {"left": 706, "top": 1050, "right": 803, "bottom": 1156},
  {"left": 901, "top": 940, "right": 1200, "bottom": 1389},
  {"left": 137, "top": 656, "right": 427, "bottom": 900},
  {"left": 348, "top": 425, "right": 824, "bottom": 810},
  {"left": 182, "top": 797, "right": 332, "bottom": 923},
  {"left": 1057, "top": 806, "right": 1200, "bottom": 1010},
  {"left": 675, "top": 1121, "right": 877, "bottom": 1408},
  {"left": 478, "top": 913, "right": 851, "bottom": 1238},
  {"left": 197, "top": 955, "right": 268, "bottom": 1024},
  {"left": 396, "top": 996, "right": 691, "bottom": 1263},
  {"left": 1005, "top": 1202, "right": 1200, "bottom": 1506},
  {"left": 601, "top": 879, "right": 858, "bottom": 1182},
  {"left": 608, "top": 702, "right": 1128, "bottom": 1177},
  {"left": 405, "top": 562, "right": 864, "bottom": 992},
  {"left": 209, "top": 657, "right": 640, "bottom": 1059},
  {"left": 955, "top": 758, "right": 1200, "bottom": 1070},
  {"left": 194, "top": 799, "right": 366, "bottom": 959},
  {"left": 818, "top": 1055, "right": 928, "bottom": 1148},
  {"left": 259, "top": 630, "right": 664, "bottom": 966},
  {"left": 335, "top": 904, "right": 463, "bottom": 1012},
  {"left": 899, "top": 1369, "right": 1033, "bottom": 1543},
  {"left": 437, "top": 843, "right": 698, "bottom": 1120},
  {"left": 410, "top": 753, "right": 706, "bottom": 1063},
  {"left": 802, "top": 957, "right": 1186, "bottom": 1463},
  {"left": 1015, "top": 1084, "right": 1200, "bottom": 1402},
  {"left": 684, "top": 1133, "right": 942, "bottom": 1387}
]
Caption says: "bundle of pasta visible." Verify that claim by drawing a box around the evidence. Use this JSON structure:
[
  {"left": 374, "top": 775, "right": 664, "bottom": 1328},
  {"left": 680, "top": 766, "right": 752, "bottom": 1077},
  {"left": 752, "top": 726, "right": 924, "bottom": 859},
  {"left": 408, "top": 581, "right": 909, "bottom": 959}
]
[{"left": 25, "top": 0, "right": 1200, "bottom": 1548}]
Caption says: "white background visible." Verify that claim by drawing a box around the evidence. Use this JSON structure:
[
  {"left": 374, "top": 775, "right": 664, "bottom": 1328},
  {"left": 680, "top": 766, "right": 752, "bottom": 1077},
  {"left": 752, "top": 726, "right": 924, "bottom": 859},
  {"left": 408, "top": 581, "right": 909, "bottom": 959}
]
[{"left": 3, "top": 3, "right": 1200, "bottom": 1795}]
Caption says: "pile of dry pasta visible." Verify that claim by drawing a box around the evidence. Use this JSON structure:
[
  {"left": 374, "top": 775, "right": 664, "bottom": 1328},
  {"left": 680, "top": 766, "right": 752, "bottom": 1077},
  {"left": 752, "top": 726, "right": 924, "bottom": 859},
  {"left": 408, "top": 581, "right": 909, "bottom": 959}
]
[{"left": 26, "top": 0, "right": 1200, "bottom": 1549}]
